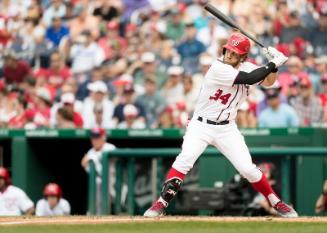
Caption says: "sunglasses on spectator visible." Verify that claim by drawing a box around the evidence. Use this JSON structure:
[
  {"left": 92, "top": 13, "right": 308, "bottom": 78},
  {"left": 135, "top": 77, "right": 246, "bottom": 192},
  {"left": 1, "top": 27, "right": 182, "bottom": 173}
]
[{"left": 300, "top": 85, "right": 310, "bottom": 89}]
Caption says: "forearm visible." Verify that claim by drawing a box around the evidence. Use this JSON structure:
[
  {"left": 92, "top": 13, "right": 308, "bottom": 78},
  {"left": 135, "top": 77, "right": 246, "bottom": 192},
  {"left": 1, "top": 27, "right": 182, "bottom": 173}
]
[
  {"left": 233, "top": 62, "right": 276, "bottom": 85},
  {"left": 315, "top": 195, "right": 325, "bottom": 214},
  {"left": 25, "top": 207, "right": 35, "bottom": 216},
  {"left": 261, "top": 73, "right": 278, "bottom": 87}
]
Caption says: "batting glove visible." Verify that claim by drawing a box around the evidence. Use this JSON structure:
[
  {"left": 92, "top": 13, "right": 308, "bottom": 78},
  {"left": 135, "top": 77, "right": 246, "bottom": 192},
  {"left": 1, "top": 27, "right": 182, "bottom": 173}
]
[
  {"left": 262, "top": 47, "right": 274, "bottom": 60},
  {"left": 267, "top": 47, "right": 288, "bottom": 67}
]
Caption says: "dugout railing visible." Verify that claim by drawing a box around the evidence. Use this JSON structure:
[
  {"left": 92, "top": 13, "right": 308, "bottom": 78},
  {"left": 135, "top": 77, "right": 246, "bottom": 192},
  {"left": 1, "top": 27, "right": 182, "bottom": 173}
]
[{"left": 87, "top": 147, "right": 327, "bottom": 215}]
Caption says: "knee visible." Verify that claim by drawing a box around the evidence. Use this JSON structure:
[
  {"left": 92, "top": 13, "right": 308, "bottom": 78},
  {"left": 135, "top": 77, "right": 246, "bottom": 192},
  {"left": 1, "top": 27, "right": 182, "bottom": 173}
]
[{"left": 239, "top": 166, "right": 262, "bottom": 183}]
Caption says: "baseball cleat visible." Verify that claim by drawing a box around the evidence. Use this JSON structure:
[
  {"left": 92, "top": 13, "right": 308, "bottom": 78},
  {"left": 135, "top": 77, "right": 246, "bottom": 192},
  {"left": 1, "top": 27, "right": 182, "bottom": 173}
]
[
  {"left": 273, "top": 201, "right": 298, "bottom": 218},
  {"left": 144, "top": 200, "right": 167, "bottom": 217}
]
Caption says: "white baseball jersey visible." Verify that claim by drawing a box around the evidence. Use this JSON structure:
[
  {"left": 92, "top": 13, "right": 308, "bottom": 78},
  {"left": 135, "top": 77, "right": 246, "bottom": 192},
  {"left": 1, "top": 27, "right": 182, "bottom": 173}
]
[
  {"left": 194, "top": 58, "right": 259, "bottom": 122},
  {"left": 86, "top": 142, "right": 116, "bottom": 176},
  {"left": 35, "top": 198, "right": 70, "bottom": 216},
  {"left": 0, "top": 185, "right": 34, "bottom": 216}
]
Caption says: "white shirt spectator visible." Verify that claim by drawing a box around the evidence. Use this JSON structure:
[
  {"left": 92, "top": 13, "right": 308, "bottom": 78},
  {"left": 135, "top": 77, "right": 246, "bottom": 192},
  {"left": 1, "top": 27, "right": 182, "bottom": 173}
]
[
  {"left": 117, "top": 120, "right": 146, "bottom": 129},
  {"left": 86, "top": 142, "right": 116, "bottom": 176},
  {"left": 42, "top": 3, "right": 66, "bottom": 26},
  {"left": 35, "top": 198, "right": 70, "bottom": 216},
  {"left": 161, "top": 83, "right": 184, "bottom": 106},
  {"left": 82, "top": 97, "right": 114, "bottom": 129},
  {"left": 70, "top": 42, "right": 105, "bottom": 73},
  {"left": 0, "top": 185, "right": 34, "bottom": 216}
]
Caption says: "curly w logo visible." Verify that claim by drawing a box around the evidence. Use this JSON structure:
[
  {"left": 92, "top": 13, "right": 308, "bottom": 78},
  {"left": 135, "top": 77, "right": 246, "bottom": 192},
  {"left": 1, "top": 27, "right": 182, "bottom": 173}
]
[{"left": 231, "top": 40, "right": 240, "bottom": 46}]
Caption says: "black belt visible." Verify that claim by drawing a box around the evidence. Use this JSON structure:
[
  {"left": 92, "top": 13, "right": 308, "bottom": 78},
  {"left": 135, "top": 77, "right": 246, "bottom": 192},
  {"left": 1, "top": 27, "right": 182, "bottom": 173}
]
[{"left": 197, "top": 117, "right": 229, "bottom": 125}]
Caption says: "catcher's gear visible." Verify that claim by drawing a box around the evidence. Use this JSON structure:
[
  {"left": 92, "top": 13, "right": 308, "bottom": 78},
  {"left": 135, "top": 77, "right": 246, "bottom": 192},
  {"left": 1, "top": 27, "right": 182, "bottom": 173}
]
[
  {"left": 223, "top": 34, "right": 251, "bottom": 55},
  {"left": 43, "top": 183, "right": 62, "bottom": 197}
]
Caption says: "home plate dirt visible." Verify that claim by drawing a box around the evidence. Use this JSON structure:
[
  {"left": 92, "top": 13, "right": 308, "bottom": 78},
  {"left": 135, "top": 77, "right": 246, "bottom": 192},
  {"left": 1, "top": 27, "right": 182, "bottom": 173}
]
[{"left": 1, "top": 216, "right": 327, "bottom": 225}]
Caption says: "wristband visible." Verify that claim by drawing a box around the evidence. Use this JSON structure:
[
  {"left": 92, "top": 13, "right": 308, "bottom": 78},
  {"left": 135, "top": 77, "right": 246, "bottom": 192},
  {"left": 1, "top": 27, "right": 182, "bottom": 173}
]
[{"left": 272, "top": 68, "right": 278, "bottom": 73}]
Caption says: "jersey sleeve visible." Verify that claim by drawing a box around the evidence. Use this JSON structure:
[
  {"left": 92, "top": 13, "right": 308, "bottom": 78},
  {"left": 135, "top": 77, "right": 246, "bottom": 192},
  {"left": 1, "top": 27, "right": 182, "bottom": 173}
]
[
  {"left": 61, "top": 199, "right": 71, "bottom": 215},
  {"left": 35, "top": 199, "right": 46, "bottom": 216},
  {"left": 206, "top": 60, "right": 239, "bottom": 86},
  {"left": 17, "top": 189, "right": 34, "bottom": 213}
]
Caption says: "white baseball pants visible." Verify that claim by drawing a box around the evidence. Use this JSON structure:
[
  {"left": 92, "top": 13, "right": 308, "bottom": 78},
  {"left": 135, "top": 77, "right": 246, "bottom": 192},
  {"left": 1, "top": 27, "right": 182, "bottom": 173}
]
[{"left": 172, "top": 117, "right": 262, "bottom": 183}]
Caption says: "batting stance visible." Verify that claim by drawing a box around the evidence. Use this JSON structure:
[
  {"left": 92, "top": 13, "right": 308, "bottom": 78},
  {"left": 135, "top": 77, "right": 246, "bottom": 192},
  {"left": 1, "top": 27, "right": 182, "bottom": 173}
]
[{"left": 144, "top": 34, "right": 298, "bottom": 218}]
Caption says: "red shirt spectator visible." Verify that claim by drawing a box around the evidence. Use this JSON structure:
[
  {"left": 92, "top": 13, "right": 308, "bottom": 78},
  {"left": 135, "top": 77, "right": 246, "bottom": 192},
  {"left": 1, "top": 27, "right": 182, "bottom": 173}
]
[
  {"left": 34, "top": 51, "right": 71, "bottom": 89},
  {"left": 319, "top": 75, "right": 327, "bottom": 107},
  {"left": 3, "top": 54, "right": 31, "bottom": 84},
  {"left": 98, "top": 21, "right": 127, "bottom": 60}
]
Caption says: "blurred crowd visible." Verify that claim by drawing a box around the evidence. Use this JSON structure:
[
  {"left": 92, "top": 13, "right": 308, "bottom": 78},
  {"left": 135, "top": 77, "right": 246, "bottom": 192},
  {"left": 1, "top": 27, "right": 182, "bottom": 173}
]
[{"left": 0, "top": 0, "right": 327, "bottom": 129}]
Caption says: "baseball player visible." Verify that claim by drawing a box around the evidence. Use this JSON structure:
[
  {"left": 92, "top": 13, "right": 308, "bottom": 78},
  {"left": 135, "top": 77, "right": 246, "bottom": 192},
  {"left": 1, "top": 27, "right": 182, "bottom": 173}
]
[
  {"left": 35, "top": 183, "right": 71, "bottom": 216},
  {"left": 144, "top": 33, "right": 298, "bottom": 218},
  {"left": 0, "top": 167, "right": 34, "bottom": 216},
  {"left": 81, "top": 127, "right": 117, "bottom": 214}
]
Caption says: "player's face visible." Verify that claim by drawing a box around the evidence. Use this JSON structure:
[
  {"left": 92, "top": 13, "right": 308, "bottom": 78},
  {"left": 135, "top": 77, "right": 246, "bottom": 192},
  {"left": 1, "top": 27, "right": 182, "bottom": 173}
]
[
  {"left": 91, "top": 136, "right": 106, "bottom": 150},
  {"left": 223, "top": 49, "right": 242, "bottom": 67},
  {"left": 0, "top": 178, "right": 5, "bottom": 190},
  {"left": 47, "top": 196, "right": 59, "bottom": 209}
]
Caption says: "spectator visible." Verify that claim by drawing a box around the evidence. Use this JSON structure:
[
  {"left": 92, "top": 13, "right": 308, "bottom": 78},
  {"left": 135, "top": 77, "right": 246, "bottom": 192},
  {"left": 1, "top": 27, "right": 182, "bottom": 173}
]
[
  {"left": 113, "top": 84, "right": 146, "bottom": 125},
  {"left": 290, "top": 77, "right": 323, "bottom": 126},
  {"left": 0, "top": 167, "right": 34, "bottom": 216},
  {"left": 136, "top": 76, "right": 166, "bottom": 128},
  {"left": 93, "top": 0, "right": 122, "bottom": 22},
  {"left": 279, "top": 11, "right": 307, "bottom": 44},
  {"left": 236, "top": 101, "right": 257, "bottom": 128},
  {"left": 319, "top": 74, "right": 327, "bottom": 107},
  {"left": 161, "top": 66, "right": 184, "bottom": 106},
  {"left": 98, "top": 21, "right": 128, "bottom": 60},
  {"left": 259, "top": 87, "right": 299, "bottom": 128},
  {"left": 31, "top": 87, "right": 53, "bottom": 128},
  {"left": 81, "top": 127, "right": 116, "bottom": 215},
  {"left": 130, "top": 52, "right": 166, "bottom": 89},
  {"left": 278, "top": 56, "right": 310, "bottom": 96},
  {"left": 42, "top": 0, "right": 67, "bottom": 26},
  {"left": 30, "top": 25, "right": 56, "bottom": 68},
  {"left": 177, "top": 22, "right": 206, "bottom": 74},
  {"left": 2, "top": 52, "right": 31, "bottom": 85},
  {"left": 56, "top": 106, "right": 75, "bottom": 128},
  {"left": 51, "top": 82, "right": 84, "bottom": 116},
  {"left": 319, "top": 75, "right": 327, "bottom": 124},
  {"left": 308, "top": 10, "right": 327, "bottom": 56},
  {"left": 70, "top": 30, "right": 105, "bottom": 74},
  {"left": 45, "top": 17, "right": 70, "bottom": 47},
  {"left": 69, "top": 5, "right": 99, "bottom": 41},
  {"left": 165, "top": 9, "right": 185, "bottom": 42},
  {"left": 118, "top": 104, "right": 146, "bottom": 129},
  {"left": 82, "top": 81, "right": 114, "bottom": 129},
  {"left": 35, "top": 183, "right": 71, "bottom": 216},
  {"left": 35, "top": 51, "right": 71, "bottom": 90},
  {"left": 182, "top": 76, "right": 198, "bottom": 115},
  {"left": 315, "top": 180, "right": 327, "bottom": 214}
]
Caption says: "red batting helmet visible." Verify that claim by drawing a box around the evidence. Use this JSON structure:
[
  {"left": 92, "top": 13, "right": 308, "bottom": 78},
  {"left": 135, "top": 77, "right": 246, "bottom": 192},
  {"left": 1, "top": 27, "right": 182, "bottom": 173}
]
[
  {"left": 0, "top": 167, "right": 10, "bottom": 184},
  {"left": 43, "top": 183, "right": 62, "bottom": 197},
  {"left": 223, "top": 34, "right": 251, "bottom": 55}
]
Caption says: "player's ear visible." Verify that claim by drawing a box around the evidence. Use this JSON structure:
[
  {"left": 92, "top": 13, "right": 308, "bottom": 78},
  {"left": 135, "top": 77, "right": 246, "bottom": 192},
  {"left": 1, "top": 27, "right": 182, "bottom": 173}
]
[{"left": 240, "top": 55, "right": 248, "bottom": 62}]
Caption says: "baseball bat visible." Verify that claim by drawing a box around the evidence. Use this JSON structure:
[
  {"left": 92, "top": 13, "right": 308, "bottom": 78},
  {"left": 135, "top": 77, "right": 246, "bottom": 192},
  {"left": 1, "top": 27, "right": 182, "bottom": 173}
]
[{"left": 204, "top": 3, "right": 265, "bottom": 48}]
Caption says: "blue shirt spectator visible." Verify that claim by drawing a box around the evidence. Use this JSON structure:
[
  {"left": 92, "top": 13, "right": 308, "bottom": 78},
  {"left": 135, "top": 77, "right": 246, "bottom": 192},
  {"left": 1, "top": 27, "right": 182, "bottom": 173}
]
[
  {"left": 259, "top": 88, "right": 299, "bottom": 128},
  {"left": 177, "top": 23, "right": 206, "bottom": 74},
  {"left": 259, "top": 104, "right": 300, "bottom": 128},
  {"left": 46, "top": 17, "right": 69, "bottom": 47}
]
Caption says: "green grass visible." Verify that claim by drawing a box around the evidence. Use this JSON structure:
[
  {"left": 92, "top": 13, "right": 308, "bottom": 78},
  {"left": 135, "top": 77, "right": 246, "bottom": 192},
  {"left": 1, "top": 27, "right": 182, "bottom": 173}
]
[{"left": 0, "top": 222, "right": 326, "bottom": 233}]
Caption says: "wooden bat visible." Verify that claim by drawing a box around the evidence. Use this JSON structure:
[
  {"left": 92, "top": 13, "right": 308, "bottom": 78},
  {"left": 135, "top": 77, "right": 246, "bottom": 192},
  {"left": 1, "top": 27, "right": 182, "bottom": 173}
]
[{"left": 204, "top": 3, "right": 265, "bottom": 48}]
